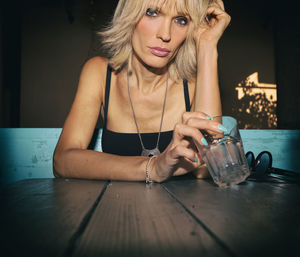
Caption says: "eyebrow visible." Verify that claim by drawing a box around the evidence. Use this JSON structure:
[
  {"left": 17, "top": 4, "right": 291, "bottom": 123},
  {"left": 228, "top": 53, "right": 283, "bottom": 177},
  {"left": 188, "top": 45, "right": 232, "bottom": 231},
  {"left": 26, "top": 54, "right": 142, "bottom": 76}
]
[{"left": 147, "top": 6, "right": 189, "bottom": 17}]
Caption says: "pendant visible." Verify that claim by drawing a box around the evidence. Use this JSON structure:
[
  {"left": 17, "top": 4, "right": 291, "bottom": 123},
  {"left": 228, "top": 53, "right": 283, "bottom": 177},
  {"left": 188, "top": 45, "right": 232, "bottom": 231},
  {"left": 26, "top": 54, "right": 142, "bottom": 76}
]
[{"left": 141, "top": 147, "right": 160, "bottom": 157}]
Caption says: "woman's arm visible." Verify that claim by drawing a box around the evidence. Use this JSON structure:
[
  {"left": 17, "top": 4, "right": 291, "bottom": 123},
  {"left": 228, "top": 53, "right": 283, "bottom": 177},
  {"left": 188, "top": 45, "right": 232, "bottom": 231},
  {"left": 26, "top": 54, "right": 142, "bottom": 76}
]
[
  {"left": 191, "top": 0, "right": 231, "bottom": 178},
  {"left": 192, "top": 0, "right": 230, "bottom": 115},
  {"left": 53, "top": 57, "right": 150, "bottom": 181},
  {"left": 54, "top": 148, "right": 150, "bottom": 181},
  {"left": 193, "top": 44, "right": 221, "bottom": 117},
  {"left": 53, "top": 57, "right": 223, "bottom": 183}
]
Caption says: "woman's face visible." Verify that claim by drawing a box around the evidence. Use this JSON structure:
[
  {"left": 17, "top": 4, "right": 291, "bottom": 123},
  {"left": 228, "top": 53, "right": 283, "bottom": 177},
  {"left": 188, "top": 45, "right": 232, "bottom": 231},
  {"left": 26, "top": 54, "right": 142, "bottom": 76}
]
[{"left": 131, "top": 2, "right": 190, "bottom": 69}]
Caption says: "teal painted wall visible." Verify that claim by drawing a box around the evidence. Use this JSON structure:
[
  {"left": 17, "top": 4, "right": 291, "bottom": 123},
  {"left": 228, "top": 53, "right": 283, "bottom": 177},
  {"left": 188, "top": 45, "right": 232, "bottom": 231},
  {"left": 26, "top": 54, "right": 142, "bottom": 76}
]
[
  {"left": 1, "top": 128, "right": 299, "bottom": 186},
  {"left": 0, "top": 128, "right": 102, "bottom": 186}
]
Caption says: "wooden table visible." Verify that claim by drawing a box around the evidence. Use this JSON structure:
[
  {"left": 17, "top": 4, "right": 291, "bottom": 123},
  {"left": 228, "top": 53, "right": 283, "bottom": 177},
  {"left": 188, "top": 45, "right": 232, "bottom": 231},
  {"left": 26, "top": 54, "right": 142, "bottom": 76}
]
[{"left": 1, "top": 176, "right": 299, "bottom": 257}]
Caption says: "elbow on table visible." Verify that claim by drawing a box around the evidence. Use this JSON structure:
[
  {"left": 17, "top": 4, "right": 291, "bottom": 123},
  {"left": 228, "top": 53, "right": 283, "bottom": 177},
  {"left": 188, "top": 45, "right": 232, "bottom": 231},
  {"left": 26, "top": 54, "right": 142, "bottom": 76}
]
[{"left": 52, "top": 149, "right": 67, "bottom": 178}]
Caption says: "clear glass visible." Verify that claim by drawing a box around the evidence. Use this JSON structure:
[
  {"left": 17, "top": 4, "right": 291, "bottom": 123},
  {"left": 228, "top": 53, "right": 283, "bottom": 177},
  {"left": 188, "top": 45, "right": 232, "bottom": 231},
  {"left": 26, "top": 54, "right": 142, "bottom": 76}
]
[{"left": 196, "top": 116, "right": 250, "bottom": 187}]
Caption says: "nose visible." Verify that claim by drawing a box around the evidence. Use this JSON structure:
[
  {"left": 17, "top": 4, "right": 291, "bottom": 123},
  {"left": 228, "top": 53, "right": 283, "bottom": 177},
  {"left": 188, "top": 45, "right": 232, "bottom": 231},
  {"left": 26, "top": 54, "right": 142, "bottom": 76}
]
[{"left": 156, "top": 19, "right": 171, "bottom": 42}]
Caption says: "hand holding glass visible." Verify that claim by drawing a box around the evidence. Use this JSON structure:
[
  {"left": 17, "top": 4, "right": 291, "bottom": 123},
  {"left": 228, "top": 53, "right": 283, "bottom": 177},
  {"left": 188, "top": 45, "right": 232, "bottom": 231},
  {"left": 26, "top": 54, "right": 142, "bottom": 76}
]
[{"left": 195, "top": 116, "right": 250, "bottom": 187}]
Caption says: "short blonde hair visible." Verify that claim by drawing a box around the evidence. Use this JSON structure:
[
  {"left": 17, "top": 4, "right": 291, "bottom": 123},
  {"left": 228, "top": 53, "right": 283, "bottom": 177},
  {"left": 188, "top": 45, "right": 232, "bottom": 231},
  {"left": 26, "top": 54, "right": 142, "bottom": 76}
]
[{"left": 99, "top": 0, "right": 214, "bottom": 81}]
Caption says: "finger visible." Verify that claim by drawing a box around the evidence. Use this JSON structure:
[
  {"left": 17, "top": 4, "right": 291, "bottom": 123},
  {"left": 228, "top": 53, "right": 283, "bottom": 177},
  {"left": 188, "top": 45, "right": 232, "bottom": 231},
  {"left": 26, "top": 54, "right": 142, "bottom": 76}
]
[
  {"left": 181, "top": 139, "right": 192, "bottom": 148},
  {"left": 206, "top": 5, "right": 226, "bottom": 18},
  {"left": 213, "top": 116, "right": 222, "bottom": 123},
  {"left": 182, "top": 111, "right": 213, "bottom": 124},
  {"left": 169, "top": 144, "right": 198, "bottom": 163},
  {"left": 185, "top": 117, "right": 228, "bottom": 135},
  {"left": 173, "top": 123, "right": 207, "bottom": 146},
  {"left": 208, "top": 16, "right": 217, "bottom": 27},
  {"left": 206, "top": 5, "right": 230, "bottom": 21},
  {"left": 205, "top": 6, "right": 231, "bottom": 27},
  {"left": 171, "top": 138, "right": 192, "bottom": 148}
]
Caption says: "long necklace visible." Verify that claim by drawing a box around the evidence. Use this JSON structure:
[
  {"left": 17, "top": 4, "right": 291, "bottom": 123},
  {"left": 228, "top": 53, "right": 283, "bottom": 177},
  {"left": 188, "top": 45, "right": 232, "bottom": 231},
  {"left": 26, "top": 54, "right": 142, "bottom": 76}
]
[{"left": 127, "top": 68, "right": 169, "bottom": 157}]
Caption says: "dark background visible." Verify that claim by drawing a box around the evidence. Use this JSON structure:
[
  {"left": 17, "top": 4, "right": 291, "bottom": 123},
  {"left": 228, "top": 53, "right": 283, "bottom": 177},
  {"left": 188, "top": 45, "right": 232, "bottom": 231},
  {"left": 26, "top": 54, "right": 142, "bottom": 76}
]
[{"left": 1, "top": 0, "right": 299, "bottom": 129}]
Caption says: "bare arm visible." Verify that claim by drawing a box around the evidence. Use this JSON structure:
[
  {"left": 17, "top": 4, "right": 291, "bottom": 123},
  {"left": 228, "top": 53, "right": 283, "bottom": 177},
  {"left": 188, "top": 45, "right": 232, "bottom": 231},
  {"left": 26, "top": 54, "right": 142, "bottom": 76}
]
[
  {"left": 53, "top": 57, "right": 224, "bottom": 182},
  {"left": 54, "top": 57, "right": 204, "bottom": 183},
  {"left": 54, "top": 148, "right": 149, "bottom": 181},
  {"left": 53, "top": 57, "right": 150, "bottom": 181},
  {"left": 192, "top": 0, "right": 230, "bottom": 116},
  {"left": 191, "top": 0, "right": 231, "bottom": 178},
  {"left": 193, "top": 44, "right": 221, "bottom": 117}
]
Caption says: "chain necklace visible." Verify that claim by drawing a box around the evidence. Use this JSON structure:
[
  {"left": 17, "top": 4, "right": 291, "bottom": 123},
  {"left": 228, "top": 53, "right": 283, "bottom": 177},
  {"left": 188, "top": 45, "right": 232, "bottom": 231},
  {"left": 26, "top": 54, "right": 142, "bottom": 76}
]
[{"left": 127, "top": 68, "right": 169, "bottom": 157}]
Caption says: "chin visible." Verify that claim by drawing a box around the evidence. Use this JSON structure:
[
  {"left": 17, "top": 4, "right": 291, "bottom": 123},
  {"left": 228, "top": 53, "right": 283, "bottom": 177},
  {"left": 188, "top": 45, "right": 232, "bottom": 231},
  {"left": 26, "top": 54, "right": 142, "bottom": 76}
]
[{"left": 142, "top": 55, "right": 172, "bottom": 69}]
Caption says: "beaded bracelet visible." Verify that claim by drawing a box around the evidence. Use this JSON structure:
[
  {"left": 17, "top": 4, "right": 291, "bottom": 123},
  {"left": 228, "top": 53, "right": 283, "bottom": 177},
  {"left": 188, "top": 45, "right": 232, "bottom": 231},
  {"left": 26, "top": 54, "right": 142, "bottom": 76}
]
[{"left": 145, "top": 156, "right": 157, "bottom": 184}]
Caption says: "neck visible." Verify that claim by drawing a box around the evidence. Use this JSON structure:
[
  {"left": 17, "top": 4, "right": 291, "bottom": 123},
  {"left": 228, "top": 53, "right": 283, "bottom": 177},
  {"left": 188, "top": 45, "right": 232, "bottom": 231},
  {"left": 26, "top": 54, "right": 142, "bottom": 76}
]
[{"left": 129, "top": 54, "right": 169, "bottom": 94}]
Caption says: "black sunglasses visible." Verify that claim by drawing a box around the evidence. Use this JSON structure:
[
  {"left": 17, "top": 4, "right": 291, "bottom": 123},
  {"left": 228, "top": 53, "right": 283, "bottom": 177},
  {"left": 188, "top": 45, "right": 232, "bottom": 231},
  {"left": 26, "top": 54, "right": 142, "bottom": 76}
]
[
  {"left": 246, "top": 151, "right": 272, "bottom": 178},
  {"left": 246, "top": 151, "right": 300, "bottom": 183}
]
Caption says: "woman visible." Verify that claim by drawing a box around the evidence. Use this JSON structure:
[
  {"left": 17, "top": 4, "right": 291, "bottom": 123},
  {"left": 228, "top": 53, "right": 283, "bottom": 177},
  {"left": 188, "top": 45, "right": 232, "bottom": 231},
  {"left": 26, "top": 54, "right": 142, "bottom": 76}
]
[{"left": 53, "top": 0, "right": 231, "bottom": 183}]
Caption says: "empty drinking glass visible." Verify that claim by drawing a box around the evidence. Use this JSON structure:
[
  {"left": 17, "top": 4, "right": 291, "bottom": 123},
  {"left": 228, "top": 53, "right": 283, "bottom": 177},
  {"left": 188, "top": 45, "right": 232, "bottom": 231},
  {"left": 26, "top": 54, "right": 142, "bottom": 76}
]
[{"left": 196, "top": 116, "right": 250, "bottom": 187}]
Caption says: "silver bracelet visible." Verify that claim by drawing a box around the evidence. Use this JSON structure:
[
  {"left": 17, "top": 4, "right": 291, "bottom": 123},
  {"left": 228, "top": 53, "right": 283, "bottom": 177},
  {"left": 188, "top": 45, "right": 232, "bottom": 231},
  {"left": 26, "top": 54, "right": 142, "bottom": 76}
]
[{"left": 145, "top": 156, "right": 157, "bottom": 184}]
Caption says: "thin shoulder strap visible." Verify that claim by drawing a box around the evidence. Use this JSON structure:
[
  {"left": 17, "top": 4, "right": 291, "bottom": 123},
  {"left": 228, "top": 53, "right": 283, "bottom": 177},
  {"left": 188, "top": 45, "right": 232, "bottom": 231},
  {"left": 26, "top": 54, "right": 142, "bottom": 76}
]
[
  {"left": 103, "top": 64, "right": 112, "bottom": 128},
  {"left": 183, "top": 79, "right": 191, "bottom": 112}
]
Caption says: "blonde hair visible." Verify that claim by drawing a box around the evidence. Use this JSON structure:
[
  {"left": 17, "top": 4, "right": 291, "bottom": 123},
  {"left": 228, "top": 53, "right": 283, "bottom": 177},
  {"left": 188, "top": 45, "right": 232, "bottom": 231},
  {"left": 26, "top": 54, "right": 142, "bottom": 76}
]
[{"left": 99, "top": 0, "right": 214, "bottom": 81}]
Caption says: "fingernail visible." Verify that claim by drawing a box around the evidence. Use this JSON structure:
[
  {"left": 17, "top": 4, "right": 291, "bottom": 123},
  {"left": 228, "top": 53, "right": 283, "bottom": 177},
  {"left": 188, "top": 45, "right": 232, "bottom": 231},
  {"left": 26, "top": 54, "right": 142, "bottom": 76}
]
[
  {"left": 218, "top": 124, "right": 228, "bottom": 133},
  {"left": 194, "top": 157, "right": 198, "bottom": 163},
  {"left": 201, "top": 137, "right": 208, "bottom": 146},
  {"left": 206, "top": 115, "right": 213, "bottom": 120}
]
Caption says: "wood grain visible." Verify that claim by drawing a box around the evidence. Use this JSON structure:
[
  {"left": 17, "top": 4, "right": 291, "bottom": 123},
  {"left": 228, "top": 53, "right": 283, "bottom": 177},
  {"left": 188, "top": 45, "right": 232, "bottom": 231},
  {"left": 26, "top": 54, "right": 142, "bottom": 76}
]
[
  {"left": 71, "top": 181, "right": 232, "bottom": 257},
  {"left": 0, "top": 178, "right": 107, "bottom": 257},
  {"left": 163, "top": 178, "right": 300, "bottom": 257}
]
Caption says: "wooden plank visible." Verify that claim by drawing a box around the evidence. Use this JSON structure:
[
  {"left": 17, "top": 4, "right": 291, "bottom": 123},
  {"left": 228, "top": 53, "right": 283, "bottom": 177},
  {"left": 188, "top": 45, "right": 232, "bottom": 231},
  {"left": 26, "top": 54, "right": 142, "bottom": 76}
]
[
  {"left": 0, "top": 178, "right": 107, "bottom": 257},
  {"left": 163, "top": 178, "right": 300, "bottom": 257},
  {"left": 71, "top": 181, "right": 233, "bottom": 257}
]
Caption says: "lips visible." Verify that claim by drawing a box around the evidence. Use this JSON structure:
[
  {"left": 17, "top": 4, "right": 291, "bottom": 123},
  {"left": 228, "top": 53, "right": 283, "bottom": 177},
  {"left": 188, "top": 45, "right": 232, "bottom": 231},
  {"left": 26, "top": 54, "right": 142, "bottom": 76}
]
[{"left": 149, "top": 47, "right": 171, "bottom": 57}]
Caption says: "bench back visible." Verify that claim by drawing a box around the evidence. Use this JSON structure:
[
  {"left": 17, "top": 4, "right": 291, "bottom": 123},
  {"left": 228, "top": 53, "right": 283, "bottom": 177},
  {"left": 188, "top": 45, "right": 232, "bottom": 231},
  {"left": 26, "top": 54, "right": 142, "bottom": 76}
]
[{"left": 1, "top": 128, "right": 299, "bottom": 186}]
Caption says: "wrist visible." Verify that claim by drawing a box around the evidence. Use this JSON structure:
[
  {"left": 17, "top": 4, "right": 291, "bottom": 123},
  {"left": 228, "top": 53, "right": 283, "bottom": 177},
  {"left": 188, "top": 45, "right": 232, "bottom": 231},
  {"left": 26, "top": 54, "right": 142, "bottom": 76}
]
[
  {"left": 150, "top": 155, "right": 169, "bottom": 183},
  {"left": 196, "top": 42, "right": 218, "bottom": 60},
  {"left": 145, "top": 156, "right": 156, "bottom": 183}
]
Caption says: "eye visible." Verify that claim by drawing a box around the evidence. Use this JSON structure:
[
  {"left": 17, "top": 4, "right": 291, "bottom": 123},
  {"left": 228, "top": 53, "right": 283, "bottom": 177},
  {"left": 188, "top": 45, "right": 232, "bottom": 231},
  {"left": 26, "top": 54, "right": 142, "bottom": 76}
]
[
  {"left": 175, "top": 17, "right": 188, "bottom": 26},
  {"left": 146, "top": 8, "right": 158, "bottom": 17}
]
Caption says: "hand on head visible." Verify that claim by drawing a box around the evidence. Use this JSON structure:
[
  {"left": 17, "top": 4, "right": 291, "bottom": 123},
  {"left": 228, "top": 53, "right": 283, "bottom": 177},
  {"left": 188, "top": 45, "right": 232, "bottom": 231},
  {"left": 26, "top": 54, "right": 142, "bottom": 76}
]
[{"left": 193, "top": 0, "right": 231, "bottom": 47}]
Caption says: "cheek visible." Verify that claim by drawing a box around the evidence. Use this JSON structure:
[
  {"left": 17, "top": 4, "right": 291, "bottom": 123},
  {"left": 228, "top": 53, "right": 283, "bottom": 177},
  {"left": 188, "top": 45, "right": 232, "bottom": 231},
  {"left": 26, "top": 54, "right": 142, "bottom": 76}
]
[
  {"left": 172, "top": 27, "right": 189, "bottom": 46},
  {"left": 133, "top": 19, "right": 156, "bottom": 44}
]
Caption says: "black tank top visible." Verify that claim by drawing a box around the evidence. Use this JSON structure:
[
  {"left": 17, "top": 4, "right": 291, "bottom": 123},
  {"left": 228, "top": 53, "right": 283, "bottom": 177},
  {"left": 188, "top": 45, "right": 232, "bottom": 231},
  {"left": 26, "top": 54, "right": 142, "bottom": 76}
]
[{"left": 101, "top": 65, "right": 191, "bottom": 156}]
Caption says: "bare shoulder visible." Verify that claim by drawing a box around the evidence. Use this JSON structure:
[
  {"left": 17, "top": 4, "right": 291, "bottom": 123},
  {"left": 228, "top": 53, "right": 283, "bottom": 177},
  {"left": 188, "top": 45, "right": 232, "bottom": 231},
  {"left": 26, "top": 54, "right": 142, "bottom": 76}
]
[
  {"left": 81, "top": 56, "right": 108, "bottom": 78},
  {"left": 77, "top": 56, "right": 109, "bottom": 101},
  {"left": 84, "top": 56, "right": 108, "bottom": 68}
]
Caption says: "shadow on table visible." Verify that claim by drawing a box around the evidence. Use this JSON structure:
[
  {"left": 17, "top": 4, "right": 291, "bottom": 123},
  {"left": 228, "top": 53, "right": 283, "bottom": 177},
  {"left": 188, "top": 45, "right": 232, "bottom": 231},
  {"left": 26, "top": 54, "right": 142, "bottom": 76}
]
[{"left": 166, "top": 172, "right": 299, "bottom": 188}]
